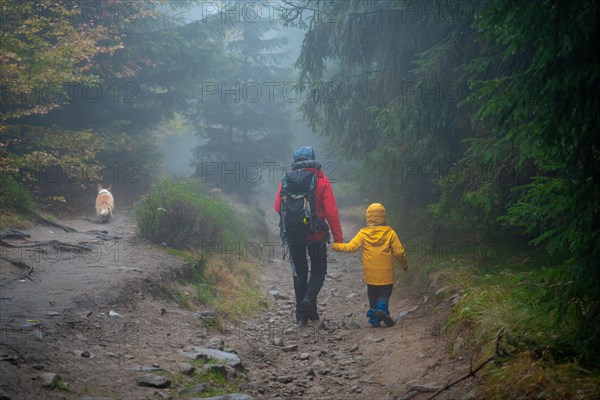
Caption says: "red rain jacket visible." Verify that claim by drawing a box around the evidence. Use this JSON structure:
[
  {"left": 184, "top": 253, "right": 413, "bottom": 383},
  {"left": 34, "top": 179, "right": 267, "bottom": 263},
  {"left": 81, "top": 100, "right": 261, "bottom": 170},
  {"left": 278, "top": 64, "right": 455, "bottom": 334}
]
[{"left": 274, "top": 167, "right": 343, "bottom": 243}]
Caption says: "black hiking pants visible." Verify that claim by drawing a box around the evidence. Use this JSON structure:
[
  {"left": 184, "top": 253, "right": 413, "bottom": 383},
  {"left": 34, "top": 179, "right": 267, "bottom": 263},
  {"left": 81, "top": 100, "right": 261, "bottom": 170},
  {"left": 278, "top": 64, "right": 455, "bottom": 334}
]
[
  {"left": 367, "top": 284, "right": 394, "bottom": 310},
  {"left": 289, "top": 241, "right": 327, "bottom": 322}
]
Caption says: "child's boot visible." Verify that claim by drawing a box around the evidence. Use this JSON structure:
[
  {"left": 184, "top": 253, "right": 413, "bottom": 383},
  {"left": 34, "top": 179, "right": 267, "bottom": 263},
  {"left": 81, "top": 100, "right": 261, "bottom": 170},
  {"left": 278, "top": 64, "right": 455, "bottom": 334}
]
[
  {"left": 375, "top": 300, "right": 395, "bottom": 327},
  {"left": 366, "top": 309, "right": 381, "bottom": 328}
]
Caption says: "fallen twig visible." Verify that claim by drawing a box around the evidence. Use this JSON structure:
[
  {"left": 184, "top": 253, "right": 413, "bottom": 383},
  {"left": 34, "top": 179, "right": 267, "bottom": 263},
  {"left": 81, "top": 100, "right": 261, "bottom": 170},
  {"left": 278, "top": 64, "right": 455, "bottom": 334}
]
[{"left": 426, "top": 328, "right": 506, "bottom": 400}]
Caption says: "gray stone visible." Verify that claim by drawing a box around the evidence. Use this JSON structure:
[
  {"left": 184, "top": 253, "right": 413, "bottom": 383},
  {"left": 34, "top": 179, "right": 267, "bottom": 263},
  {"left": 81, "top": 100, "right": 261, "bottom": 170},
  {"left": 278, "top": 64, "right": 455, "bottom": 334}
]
[
  {"left": 341, "top": 321, "right": 361, "bottom": 330},
  {"left": 39, "top": 372, "right": 60, "bottom": 389},
  {"left": 207, "top": 336, "right": 224, "bottom": 350},
  {"left": 407, "top": 383, "right": 441, "bottom": 393},
  {"left": 195, "top": 310, "right": 217, "bottom": 319},
  {"left": 178, "top": 383, "right": 210, "bottom": 395},
  {"left": 462, "top": 389, "right": 478, "bottom": 400},
  {"left": 284, "top": 327, "right": 297, "bottom": 336},
  {"left": 136, "top": 374, "right": 170, "bottom": 388},
  {"left": 177, "top": 362, "right": 196, "bottom": 375},
  {"left": 129, "top": 366, "right": 164, "bottom": 372},
  {"left": 81, "top": 397, "right": 114, "bottom": 400},
  {"left": 272, "top": 337, "right": 284, "bottom": 346},
  {"left": 268, "top": 290, "right": 289, "bottom": 301},
  {"left": 184, "top": 347, "right": 243, "bottom": 368},
  {"left": 298, "top": 353, "right": 310, "bottom": 360},
  {"left": 281, "top": 344, "right": 298, "bottom": 352},
  {"left": 46, "top": 311, "right": 61, "bottom": 316},
  {"left": 277, "top": 375, "right": 294, "bottom": 383},
  {"left": 196, "top": 394, "right": 253, "bottom": 400},
  {"left": 0, "top": 388, "right": 9, "bottom": 400}
]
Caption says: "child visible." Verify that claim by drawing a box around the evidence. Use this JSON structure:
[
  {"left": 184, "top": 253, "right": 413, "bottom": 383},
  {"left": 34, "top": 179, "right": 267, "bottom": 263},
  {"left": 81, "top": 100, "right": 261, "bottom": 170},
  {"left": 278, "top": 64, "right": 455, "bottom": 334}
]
[{"left": 331, "top": 203, "right": 408, "bottom": 327}]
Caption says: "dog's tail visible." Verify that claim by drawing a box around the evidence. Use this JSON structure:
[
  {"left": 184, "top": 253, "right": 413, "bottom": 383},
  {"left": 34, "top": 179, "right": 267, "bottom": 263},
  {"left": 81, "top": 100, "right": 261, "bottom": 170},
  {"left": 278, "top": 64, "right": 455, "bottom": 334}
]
[{"left": 100, "top": 207, "right": 112, "bottom": 221}]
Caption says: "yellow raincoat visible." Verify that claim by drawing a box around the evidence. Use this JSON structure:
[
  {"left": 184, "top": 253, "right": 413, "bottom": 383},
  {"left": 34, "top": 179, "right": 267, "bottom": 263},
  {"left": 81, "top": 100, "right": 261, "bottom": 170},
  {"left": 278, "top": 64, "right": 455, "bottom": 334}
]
[{"left": 332, "top": 203, "right": 407, "bottom": 285}]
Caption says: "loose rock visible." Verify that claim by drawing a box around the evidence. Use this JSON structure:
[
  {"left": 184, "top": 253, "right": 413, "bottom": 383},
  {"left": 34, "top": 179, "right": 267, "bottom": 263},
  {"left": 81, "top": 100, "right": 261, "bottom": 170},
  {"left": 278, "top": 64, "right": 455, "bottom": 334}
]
[
  {"left": 207, "top": 336, "right": 224, "bottom": 350},
  {"left": 277, "top": 375, "right": 294, "bottom": 384},
  {"left": 39, "top": 372, "right": 60, "bottom": 389},
  {"left": 183, "top": 347, "right": 243, "bottom": 368},
  {"left": 268, "top": 290, "right": 289, "bottom": 300},
  {"left": 129, "top": 366, "right": 164, "bottom": 372},
  {"left": 178, "top": 383, "right": 210, "bottom": 395},
  {"left": 199, "top": 394, "right": 254, "bottom": 400},
  {"left": 177, "top": 362, "right": 196, "bottom": 375},
  {"left": 281, "top": 344, "right": 298, "bottom": 352},
  {"left": 136, "top": 374, "right": 170, "bottom": 388},
  {"left": 81, "top": 397, "right": 114, "bottom": 400},
  {"left": 196, "top": 310, "right": 217, "bottom": 319}
]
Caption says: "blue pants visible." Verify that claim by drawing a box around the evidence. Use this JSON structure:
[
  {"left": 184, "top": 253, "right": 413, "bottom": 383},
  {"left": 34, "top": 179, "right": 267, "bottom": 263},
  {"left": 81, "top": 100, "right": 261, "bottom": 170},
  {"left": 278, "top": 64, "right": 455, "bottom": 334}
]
[{"left": 366, "top": 284, "right": 393, "bottom": 326}]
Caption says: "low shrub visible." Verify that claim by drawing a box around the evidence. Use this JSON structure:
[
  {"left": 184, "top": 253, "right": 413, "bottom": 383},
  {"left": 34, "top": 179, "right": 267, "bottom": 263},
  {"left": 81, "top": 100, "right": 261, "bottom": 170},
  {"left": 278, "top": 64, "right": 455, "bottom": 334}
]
[
  {"left": 133, "top": 177, "right": 242, "bottom": 249},
  {"left": 0, "top": 175, "right": 35, "bottom": 212}
]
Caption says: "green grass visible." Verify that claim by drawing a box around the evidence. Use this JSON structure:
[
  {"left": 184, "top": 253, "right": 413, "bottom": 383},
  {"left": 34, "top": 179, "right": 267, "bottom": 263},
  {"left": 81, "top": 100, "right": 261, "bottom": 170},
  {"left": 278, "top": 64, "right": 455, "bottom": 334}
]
[
  {"left": 160, "top": 359, "right": 241, "bottom": 399},
  {"left": 0, "top": 175, "right": 36, "bottom": 230},
  {"left": 430, "top": 244, "right": 600, "bottom": 399}
]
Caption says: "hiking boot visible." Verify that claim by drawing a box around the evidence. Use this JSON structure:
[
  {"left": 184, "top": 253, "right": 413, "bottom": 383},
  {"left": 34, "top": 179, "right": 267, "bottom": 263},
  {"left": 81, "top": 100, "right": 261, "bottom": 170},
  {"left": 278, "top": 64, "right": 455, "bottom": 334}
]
[
  {"left": 301, "top": 298, "right": 320, "bottom": 321},
  {"left": 375, "top": 310, "right": 395, "bottom": 327}
]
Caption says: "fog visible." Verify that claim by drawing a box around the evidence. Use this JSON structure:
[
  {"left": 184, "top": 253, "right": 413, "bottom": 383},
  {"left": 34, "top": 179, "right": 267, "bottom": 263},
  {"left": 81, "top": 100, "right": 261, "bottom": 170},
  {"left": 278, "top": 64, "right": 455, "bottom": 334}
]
[{"left": 158, "top": 3, "right": 345, "bottom": 206}]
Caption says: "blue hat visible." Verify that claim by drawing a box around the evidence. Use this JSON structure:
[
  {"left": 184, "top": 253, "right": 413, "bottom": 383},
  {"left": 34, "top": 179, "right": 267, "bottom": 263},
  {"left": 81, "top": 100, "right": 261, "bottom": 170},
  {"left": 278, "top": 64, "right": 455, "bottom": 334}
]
[{"left": 292, "top": 146, "right": 315, "bottom": 161}]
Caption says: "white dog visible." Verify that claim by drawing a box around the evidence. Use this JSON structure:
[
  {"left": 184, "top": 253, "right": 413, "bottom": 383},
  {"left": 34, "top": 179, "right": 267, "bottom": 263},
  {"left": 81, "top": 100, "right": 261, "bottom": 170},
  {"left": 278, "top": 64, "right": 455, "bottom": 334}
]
[{"left": 95, "top": 184, "right": 114, "bottom": 223}]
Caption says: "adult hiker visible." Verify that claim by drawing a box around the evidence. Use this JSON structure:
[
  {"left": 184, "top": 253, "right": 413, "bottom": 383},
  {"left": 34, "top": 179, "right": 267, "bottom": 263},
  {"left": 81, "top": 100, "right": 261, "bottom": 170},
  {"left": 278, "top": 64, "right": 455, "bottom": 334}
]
[{"left": 274, "top": 146, "right": 343, "bottom": 326}]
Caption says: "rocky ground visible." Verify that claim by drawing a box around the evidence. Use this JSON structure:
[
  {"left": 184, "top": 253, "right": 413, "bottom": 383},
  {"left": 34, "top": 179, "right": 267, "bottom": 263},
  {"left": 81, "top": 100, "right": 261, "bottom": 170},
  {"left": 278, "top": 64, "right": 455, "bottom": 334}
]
[{"left": 0, "top": 204, "right": 481, "bottom": 400}]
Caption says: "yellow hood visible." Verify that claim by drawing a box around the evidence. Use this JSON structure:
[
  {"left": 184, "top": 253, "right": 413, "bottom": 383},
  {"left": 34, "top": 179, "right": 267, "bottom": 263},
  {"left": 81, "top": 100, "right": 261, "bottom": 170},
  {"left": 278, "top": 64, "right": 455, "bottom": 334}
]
[{"left": 366, "top": 203, "right": 386, "bottom": 226}]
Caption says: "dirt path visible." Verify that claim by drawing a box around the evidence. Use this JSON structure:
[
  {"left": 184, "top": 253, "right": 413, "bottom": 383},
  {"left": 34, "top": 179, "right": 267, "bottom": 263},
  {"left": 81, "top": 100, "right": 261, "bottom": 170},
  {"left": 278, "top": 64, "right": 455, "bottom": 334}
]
[
  {"left": 0, "top": 207, "right": 480, "bottom": 399},
  {"left": 234, "top": 214, "right": 480, "bottom": 400}
]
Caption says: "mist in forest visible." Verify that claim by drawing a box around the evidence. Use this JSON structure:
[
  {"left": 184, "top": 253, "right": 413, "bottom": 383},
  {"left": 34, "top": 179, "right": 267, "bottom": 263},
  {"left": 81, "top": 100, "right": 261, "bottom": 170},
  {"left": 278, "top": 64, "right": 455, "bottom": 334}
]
[
  {"left": 156, "top": 4, "right": 327, "bottom": 206},
  {"left": 2, "top": 0, "right": 599, "bottom": 374}
]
